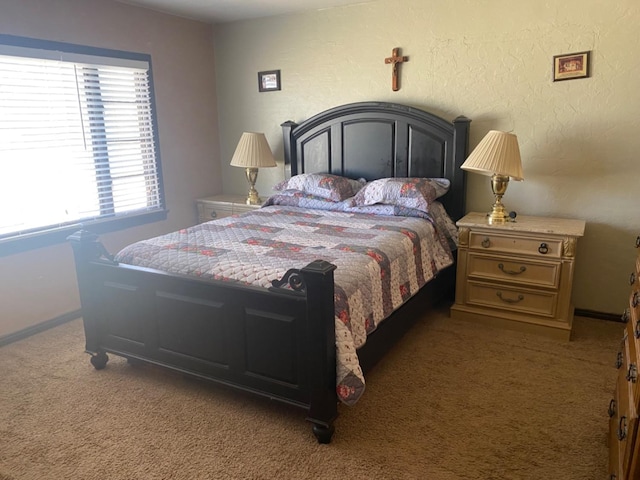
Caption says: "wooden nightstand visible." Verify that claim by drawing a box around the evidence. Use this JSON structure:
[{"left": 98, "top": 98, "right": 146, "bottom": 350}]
[
  {"left": 450, "top": 212, "right": 586, "bottom": 341},
  {"left": 195, "top": 194, "right": 261, "bottom": 223}
]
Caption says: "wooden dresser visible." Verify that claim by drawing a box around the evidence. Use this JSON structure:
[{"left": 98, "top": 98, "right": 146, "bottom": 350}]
[
  {"left": 609, "top": 234, "right": 640, "bottom": 479},
  {"left": 450, "top": 212, "right": 585, "bottom": 341}
]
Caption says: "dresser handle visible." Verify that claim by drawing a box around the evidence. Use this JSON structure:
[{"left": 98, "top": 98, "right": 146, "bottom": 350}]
[
  {"left": 210, "top": 211, "right": 217, "bottom": 219},
  {"left": 627, "top": 364, "right": 638, "bottom": 383},
  {"left": 481, "top": 237, "right": 491, "bottom": 248},
  {"left": 616, "top": 351, "right": 623, "bottom": 369},
  {"left": 622, "top": 308, "right": 630, "bottom": 323},
  {"left": 617, "top": 416, "right": 627, "bottom": 441},
  {"left": 498, "top": 264, "right": 526, "bottom": 275},
  {"left": 631, "top": 272, "right": 637, "bottom": 286},
  {"left": 538, "top": 243, "right": 549, "bottom": 254},
  {"left": 608, "top": 399, "right": 617, "bottom": 418},
  {"left": 496, "top": 292, "right": 524, "bottom": 304}
]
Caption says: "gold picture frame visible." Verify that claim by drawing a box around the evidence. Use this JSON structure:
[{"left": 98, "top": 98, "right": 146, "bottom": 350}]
[{"left": 553, "top": 51, "right": 590, "bottom": 82}]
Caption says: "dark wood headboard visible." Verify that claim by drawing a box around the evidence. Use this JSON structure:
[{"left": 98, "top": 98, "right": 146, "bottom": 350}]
[{"left": 281, "top": 101, "right": 471, "bottom": 221}]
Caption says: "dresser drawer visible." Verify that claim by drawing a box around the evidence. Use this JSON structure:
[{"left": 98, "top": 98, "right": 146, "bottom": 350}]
[
  {"left": 467, "top": 253, "right": 560, "bottom": 288},
  {"left": 622, "top": 325, "right": 640, "bottom": 403},
  {"left": 609, "top": 387, "right": 622, "bottom": 479},
  {"left": 466, "top": 281, "right": 557, "bottom": 317},
  {"left": 633, "top": 256, "right": 640, "bottom": 285},
  {"left": 619, "top": 380, "right": 639, "bottom": 476},
  {"left": 631, "top": 289, "right": 640, "bottom": 331},
  {"left": 468, "top": 231, "right": 563, "bottom": 259}
]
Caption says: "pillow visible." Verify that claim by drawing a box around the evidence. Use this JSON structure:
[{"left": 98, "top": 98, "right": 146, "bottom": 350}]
[
  {"left": 263, "top": 191, "right": 347, "bottom": 211},
  {"left": 273, "top": 173, "right": 365, "bottom": 202},
  {"left": 349, "top": 177, "right": 450, "bottom": 213}
]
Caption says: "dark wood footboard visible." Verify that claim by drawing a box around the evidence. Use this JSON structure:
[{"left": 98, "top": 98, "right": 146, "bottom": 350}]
[{"left": 68, "top": 230, "right": 339, "bottom": 443}]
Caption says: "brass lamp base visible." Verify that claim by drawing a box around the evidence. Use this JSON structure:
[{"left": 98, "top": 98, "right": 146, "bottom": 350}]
[
  {"left": 243, "top": 167, "right": 262, "bottom": 205},
  {"left": 486, "top": 174, "right": 511, "bottom": 225}
]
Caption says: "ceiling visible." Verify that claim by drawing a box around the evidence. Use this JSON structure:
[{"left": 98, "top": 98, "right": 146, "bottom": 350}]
[{"left": 116, "top": 0, "right": 373, "bottom": 24}]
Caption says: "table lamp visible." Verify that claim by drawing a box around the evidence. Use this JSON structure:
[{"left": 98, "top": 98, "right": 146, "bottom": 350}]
[
  {"left": 230, "top": 132, "right": 277, "bottom": 205},
  {"left": 461, "top": 130, "right": 523, "bottom": 224}
]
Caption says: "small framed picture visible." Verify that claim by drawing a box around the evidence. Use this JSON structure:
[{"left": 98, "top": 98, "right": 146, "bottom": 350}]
[
  {"left": 553, "top": 51, "right": 591, "bottom": 82},
  {"left": 258, "top": 70, "right": 281, "bottom": 92}
]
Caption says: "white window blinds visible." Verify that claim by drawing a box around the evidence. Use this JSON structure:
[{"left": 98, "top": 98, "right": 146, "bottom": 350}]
[{"left": 0, "top": 38, "right": 164, "bottom": 240}]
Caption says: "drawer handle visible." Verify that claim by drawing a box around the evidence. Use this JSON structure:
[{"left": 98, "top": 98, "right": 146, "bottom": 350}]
[
  {"left": 538, "top": 243, "right": 549, "bottom": 254},
  {"left": 627, "top": 363, "right": 638, "bottom": 383},
  {"left": 481, "top": 237, "right": 491, "bottom": 248},
  {"left": 631, "top": 272, "right": 637, "bottom": 286},
  {"left": 498, "top": 263, "right": 527, "bottom": 275},
  {"left": 496, "top": 291, "right": 524, "bottom": 304},
  {"left": 617, "top": 416, "right": 627, "bottom": 441},
  {"left": 608, "top": 398, "right": 617, "bottom": 418},
  {"left": 616, "top": 351, "right": 623, "bottom": 369},
  {"left": 210, "top": 211, "right": 217, "bottom": 219},
  {"left": 622, "top": 308, "right": 630, "bottom": 323}
]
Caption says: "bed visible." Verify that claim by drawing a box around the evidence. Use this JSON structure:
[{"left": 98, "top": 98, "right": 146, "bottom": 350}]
[{"left": 69, "top": 101, "right": 470, "bottom": 443}]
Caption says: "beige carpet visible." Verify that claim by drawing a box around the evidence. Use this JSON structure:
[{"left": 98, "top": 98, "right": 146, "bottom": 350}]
[{"left": 0, "top": 307, "right": 622, "bottom": 480}]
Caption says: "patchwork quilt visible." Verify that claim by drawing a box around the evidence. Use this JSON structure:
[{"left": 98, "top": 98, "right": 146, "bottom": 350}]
[{"left": 115, "top": 203, "right": 457, "bottom": 405}]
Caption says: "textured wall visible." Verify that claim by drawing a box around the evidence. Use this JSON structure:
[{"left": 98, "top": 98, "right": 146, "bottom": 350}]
[
  {"left": 214, "top": 0, "right": 640, "bottom": 314},
  {"left": 0, "top": 0, "right": 219, "bottom": 337}
]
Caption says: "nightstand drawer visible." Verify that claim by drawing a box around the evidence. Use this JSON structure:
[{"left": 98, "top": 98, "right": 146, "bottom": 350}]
[
  {"left": 467, "top": 253, "right": 560, "bottom": 288},
  {"left": 199, "top": 203, "right": 233, "bottom": 222},
  {"left": 195, "top": 194, "right": 260, "bottom": 224},
  {"left": 468, "top": 231, "right": 563, "bottom": 259},
  {"left": 467, "top": 281, "right": 557, "bottom": 317}
]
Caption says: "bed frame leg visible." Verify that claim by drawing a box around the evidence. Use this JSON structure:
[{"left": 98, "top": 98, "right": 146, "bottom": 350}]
[
  {"left": 311, "top": 422, "right": 335, "bottom": 444},
  {"left": 89, "top": 351, "right": 109, "bottom": 370}
]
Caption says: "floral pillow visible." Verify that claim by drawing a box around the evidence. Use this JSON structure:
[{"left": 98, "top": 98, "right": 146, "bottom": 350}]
[
  {"left": 273, "top": 173, "right": 365, "bottom": 202},
  {"left": 349, "top": 177, "right": 450, "bottom": 213}
]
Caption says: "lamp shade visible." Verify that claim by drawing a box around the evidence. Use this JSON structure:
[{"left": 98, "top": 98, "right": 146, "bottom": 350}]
[
  {"left": 230, "top": 132, "right": 277, "bottom": 168},
  {"left": 461, "top": 130, "right": 523, "bottom": 181}
]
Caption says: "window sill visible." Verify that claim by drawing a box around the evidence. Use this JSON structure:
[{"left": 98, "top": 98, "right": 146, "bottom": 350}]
[{"left": 0, "top": 209, "right": 168, "bottom": 258}]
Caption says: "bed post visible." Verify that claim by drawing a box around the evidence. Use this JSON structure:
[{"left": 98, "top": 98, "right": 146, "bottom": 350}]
[
  {"left": 450, "top": 115, "right": 471, "bottom": 221},
  {"left": 281, "top": 120, "right": 299, "bottom": 179},
  {"left": 299, "top": 259, "right": 338, "bottom": 443},
  {"left": 67, "top": 230, "right": 115, "bottom": 369}
]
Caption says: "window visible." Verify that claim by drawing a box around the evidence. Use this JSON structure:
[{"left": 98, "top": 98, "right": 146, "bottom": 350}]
[{"left": 0, "top": 35, "right": 166, "bottom": 256}]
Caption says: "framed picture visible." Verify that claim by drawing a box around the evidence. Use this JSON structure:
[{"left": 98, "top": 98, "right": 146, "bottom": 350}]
[
  {"left": 258, "top": 70, "right": 281, "bottom": 92},
  {"left": 553, "top": 51, "right": 591, "bottom": 82}
]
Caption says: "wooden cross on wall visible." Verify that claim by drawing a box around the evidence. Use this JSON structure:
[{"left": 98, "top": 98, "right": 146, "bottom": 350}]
[{"left": 384, "top": 47, "right": 409, "bottom": 91}]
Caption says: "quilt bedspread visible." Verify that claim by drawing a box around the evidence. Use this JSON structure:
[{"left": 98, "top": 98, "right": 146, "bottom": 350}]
[{"left": 114, "top": 205, "right": 456, "bottom": 405}]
